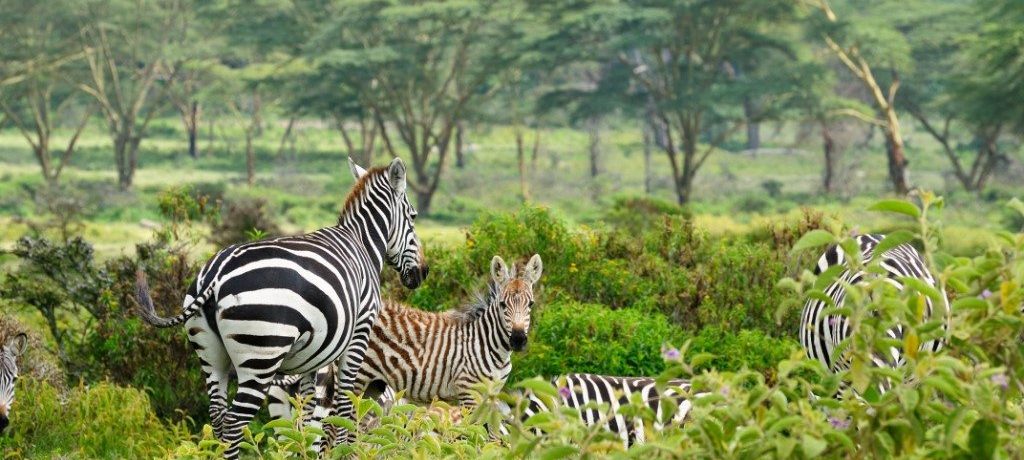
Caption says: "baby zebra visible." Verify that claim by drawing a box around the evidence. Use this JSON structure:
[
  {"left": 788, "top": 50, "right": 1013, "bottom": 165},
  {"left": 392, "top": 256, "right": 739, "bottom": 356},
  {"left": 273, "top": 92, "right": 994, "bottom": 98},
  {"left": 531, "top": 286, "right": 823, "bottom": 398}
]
[
  {"left": 268, "top": 254, "right": 543, "bottom": 420},
  {"left": 0, "top": 333, "right": 28, "bottom": 435},
  {"left": 517, "top": 373, "right": 696, "bottom": 447},
  {"left": 800, "top": 233, "right": 950, "bottom": 381}
]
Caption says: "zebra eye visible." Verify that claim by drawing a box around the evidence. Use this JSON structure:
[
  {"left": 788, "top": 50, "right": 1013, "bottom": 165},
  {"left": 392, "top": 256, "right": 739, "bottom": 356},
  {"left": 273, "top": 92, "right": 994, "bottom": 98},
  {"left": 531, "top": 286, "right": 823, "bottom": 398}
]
[{"left": 529, "top": 301, "right": 535, "bottom": 307}]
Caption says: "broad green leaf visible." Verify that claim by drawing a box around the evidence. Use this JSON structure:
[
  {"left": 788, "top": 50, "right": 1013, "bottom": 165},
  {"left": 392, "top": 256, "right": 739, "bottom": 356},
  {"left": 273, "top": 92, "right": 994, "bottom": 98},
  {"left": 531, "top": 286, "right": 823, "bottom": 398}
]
[
  {"left": 871, "top": 230, "right": 915, "bottom": 259},
  {"left": 869, "top": 199, "right": 921, "bottom": 218},
  {"left": 790, "top": 230, "right": 837, "bottom": 254},
  {"left": 969, "top": 419, "right": 997, "bottom": 459},
  {"left": 801, "top": 434, "right": 828, "bottom": 457}
]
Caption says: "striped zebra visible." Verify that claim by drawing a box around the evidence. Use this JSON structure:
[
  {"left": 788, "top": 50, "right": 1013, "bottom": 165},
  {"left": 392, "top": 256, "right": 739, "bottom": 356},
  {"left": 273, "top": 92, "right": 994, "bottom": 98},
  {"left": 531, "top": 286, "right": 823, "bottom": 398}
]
[
  {"left": 135, "top": 157, "right": 428, "bottom": 458},
  {"left": 800, "top": 233, "right": 949, "bottom": 380},
  {"left": 0, "top": 333, "right": 28, "bottom": 435},
  {"left": 268, "top": 254, "right": 543, "bottom": 422},
  {"left": 517, "top": 373, "right": 696, "bottom": 447}
]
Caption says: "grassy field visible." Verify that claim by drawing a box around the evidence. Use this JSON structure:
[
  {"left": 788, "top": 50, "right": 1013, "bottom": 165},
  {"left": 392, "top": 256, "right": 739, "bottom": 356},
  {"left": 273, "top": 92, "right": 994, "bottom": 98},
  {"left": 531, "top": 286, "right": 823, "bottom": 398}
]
[{"left": 1, "top": 115, "right": 1020, "bottom": 262}]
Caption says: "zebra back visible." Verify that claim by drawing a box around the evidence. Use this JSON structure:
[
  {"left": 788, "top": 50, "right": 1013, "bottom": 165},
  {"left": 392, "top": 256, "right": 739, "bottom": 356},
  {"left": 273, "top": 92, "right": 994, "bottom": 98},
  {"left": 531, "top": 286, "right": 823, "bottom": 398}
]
[
  {"left": 800, "top": 233, "right": 950, "bottom": 375},
  {"left": 520, "top": 373, "right": 695, "bottom": 446}
]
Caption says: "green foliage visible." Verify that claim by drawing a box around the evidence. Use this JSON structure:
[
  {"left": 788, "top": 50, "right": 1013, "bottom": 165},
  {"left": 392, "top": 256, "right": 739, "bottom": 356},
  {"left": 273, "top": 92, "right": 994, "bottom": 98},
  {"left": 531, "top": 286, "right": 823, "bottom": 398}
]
[
  {"left": 510, "top": 302, "right": 685, "bottom": 383},
  {"left": 0, "top": 378, "right": 186, "bottom": 458},
  {"left": 683, "top": 327, "right": 798, "bottom": 383}
]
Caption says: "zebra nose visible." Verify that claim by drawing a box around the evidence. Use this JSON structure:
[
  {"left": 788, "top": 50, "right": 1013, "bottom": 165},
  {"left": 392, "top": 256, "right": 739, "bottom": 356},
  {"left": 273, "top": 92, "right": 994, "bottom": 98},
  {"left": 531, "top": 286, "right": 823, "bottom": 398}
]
[
  {"left": 510, "top": 330, "right": 528, "bottom": 351},
  {"left": 0, "top": 415, "right": 8, "bottom": 434}
]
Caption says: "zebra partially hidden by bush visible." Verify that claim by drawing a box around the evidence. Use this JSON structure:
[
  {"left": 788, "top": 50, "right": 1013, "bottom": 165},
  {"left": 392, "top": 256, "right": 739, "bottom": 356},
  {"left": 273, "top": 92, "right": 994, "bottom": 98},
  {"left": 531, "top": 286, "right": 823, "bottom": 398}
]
[
  {"left": 800, "top": 233, "right": 950, "bottom": 386},
  {"left": 0, "top": 332, "right": 28, "bottom": 435},
  {"left": 136, "top": 158, "right": 428, "bottom": 459},
  {"left": 268, "top": 254, "right": 543, "bottom": 423},
  {"left": 515, "top": 373, "right": 698, "bottom": 447}
]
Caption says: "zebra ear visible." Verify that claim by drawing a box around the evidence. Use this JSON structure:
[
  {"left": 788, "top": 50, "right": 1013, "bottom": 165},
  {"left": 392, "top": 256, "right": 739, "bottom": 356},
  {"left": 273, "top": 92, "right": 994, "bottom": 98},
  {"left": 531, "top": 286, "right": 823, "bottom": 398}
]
[
  {"left": 5, "top": 333, "right": 28, "bottom": 357},
  {"left": 388, "top": 157, "right": 407, "bottom": 195},
  {"left": 348, "top": 157, "right": 368, "bottom": 180},
  {"left": 490, "top": 256, "right": 510, "bottom": 284},
  {"left": 522, "top": 254, "right": 543, "bottom": 285}
]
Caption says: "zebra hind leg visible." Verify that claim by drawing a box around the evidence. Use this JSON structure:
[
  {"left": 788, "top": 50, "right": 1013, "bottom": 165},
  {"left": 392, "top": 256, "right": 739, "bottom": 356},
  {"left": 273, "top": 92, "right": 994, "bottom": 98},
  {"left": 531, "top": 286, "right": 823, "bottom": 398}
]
[{"left": 221, "top": 374, "right": 273, "bottom": 460}]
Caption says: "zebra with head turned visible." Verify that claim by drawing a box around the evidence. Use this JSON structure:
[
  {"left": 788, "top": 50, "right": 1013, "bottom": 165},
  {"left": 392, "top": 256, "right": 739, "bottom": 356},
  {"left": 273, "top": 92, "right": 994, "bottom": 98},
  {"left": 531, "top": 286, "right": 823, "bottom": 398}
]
[
  {"left": 135, "top": 157, "right": 428, "bottom": 459},
  {"left": 267, "top": 254, "right": 543, "bottom": 422},
  {"left": 800, "top": 233, "right": 950, "bottom": 382},
  {"left": 515, "top": 373, "right": 697, "bottom": 447},
  {"left": 0, "top": 333, "right": 28, "bottom": 435}
]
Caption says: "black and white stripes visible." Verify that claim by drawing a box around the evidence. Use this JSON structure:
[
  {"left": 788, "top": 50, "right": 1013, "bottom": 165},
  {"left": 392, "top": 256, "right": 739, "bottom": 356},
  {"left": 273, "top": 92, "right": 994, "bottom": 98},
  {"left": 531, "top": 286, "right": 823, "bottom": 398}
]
[
  {"left": 800, "top": 233, "right": 949, "bottom": 377},
  {"left": 0, "top": 333, "right": 28, "bottom": 435},
  {"left": 520, "top": 373, "right": 695, "bottom": 446},
  {"left": 268, "top": 254, "right": 543, "bottom": 421},
  {"left": 136, "top": 157, "right": 427, "bottom": 459}
]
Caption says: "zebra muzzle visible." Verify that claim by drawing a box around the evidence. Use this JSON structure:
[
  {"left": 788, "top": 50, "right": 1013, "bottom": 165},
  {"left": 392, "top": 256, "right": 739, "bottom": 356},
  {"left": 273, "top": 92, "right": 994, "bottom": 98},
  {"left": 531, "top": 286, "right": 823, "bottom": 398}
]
[
  {"left": 401, "top": 265, "right": 429, "bottom": 289},
  {"left": 510, "top": 330, "right": 528, "bottom": 351}
]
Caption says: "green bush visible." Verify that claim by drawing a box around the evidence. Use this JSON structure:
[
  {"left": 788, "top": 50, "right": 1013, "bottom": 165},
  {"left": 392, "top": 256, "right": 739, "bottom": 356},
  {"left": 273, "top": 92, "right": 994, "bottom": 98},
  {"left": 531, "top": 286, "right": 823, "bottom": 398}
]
[
  {"left": 682, "top": 326, "right": 798, "bottom": 383},
  {"left": 509, "top": 301, "right": 685, "bottom": 383},
  {"left": 0, "top": 378, "right": 185, "bottom": 458},
  {"left": 391, "top": 205, "right": 792, "bottom": 335}
]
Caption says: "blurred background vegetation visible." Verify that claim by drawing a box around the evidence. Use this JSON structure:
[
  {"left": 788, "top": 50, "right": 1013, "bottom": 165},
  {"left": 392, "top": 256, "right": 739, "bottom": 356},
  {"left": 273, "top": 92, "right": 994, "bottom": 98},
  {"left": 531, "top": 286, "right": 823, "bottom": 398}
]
[{"left": 0, "top": 0, "right": 1023, "bottom": 456}]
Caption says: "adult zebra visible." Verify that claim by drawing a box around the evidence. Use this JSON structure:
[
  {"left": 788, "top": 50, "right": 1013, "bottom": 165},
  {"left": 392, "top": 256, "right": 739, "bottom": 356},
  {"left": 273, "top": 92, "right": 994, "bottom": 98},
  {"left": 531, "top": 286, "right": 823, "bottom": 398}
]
[
  {"left": 0, "top": 333, "right": 28, "bottom": 435},
  {"left": 516, "top": 373, "right": 697, "bottom": 447},
  {"left": 267, "top": 254, "right": 542, "bottom": 421},
  {"left": 136, "top": 158, "right": 428, "bottom": 458},
  {"left": 800, "top": 233, "right": 949, "bottom": 381}
]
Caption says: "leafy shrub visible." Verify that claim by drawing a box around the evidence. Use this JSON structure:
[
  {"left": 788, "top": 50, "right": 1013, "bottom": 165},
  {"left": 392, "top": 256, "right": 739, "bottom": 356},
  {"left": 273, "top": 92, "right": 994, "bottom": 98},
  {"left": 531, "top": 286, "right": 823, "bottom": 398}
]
[
  {"left": 509, "top": 301, "right": 685, "bottom": 383},
  {"left": 0, "top": 378, "right": 185, "bottom": 458},
  {"left": 208, "top": 195, "right": 283, "bottom": 247},
  {"left": 681, "top": 326, "right": 798, "bottom": 383}
]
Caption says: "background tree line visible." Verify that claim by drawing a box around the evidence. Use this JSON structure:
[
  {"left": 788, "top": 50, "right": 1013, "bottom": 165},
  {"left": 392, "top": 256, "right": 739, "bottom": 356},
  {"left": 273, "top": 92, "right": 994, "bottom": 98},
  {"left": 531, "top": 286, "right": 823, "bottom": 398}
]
[{"left": 1, "top": 0, "right": 1021, "bottom": 214}]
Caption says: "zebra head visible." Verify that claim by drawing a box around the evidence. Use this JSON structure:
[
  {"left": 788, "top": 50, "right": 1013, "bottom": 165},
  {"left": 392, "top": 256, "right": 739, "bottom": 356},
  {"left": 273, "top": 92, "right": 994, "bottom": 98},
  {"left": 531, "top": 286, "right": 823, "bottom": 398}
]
[
  {"left": 0, "top": 333, "right": 27, "bottom": 435},
  {"left": 349, "top": 157, "right": 428, "bottom": 289},
  {"left": 491, "top": 254, "right": 543, "bottom": 352}
]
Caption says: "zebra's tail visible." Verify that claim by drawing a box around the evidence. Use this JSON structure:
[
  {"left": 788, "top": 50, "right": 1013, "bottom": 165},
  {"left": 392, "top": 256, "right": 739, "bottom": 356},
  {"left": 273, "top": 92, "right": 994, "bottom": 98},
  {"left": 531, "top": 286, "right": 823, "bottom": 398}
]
[{"left": 135, "top": 269, "right": 208, "bottom": 328}]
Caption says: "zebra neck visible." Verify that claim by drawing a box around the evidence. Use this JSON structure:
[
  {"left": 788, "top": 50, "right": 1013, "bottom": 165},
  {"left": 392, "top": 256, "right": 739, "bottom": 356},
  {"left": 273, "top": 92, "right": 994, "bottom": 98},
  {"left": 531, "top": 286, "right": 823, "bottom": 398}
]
[
  {"left": 335, "top": 186, "right": 391, "bottom": 271},
  {"left": 464, "top": 305, "right": 514, "bottom": 362}
]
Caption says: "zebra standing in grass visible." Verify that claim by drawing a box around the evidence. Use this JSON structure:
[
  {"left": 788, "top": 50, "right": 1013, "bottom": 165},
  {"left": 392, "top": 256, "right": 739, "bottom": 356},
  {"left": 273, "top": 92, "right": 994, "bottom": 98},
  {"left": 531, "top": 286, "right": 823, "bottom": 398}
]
[
  {"left": 0, "top": 333, "right": 28, "bottom": 435},
  {"left": 136, "top": 158, "right": 428, "bottom": 459},
  {"left": 516, "top": 373, "right": 696, "bottom": 447},
  {"left": 267, "top": 254, "right": 543, "bottom": 421},
  {"left": 800, "top": 233, "right": 949, "bottom": 378}
]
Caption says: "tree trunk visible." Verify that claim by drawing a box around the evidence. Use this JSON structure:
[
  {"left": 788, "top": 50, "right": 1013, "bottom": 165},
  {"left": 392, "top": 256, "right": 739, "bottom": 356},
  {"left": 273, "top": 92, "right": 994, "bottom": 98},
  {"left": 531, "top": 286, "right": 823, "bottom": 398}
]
[
  {"left": 514, "top": 126, "right": 529, "bottom": 202},
  {"left": 744, "top": 97, "right": 760, "bottom": 150},
  {"left": 455, "top": 121, "right": 465, "bottom": 169},
  {"left": 642, "top": 120, "right": 653, "bottom": 195},
  {"left": 530, "top": 127, "right": 541, "bottom": 170},
  {"left": 586, "top": 117, "right": 601, "bottom": 178},
  {"left": 245, "top": 129, "right": 255, "bottom": 186},
  {"left": 187, "top": 100, "right": 199, "bottom": 159},
  {"left": 882, "top": 112, "right": 909, "bottom": 195},
  {"left": 277, "top": 117, "right": 296, "bottom": 159},
  {"left": 822, "top": 122, "right": 836, "bottom": 194}
]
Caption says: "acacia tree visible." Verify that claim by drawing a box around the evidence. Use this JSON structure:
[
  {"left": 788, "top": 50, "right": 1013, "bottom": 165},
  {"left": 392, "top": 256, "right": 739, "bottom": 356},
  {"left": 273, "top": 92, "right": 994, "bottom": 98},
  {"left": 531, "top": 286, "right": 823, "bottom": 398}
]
[
  {"left": 548, "top": 0, "right": 801, "bottom": 205},
  {"left": 902, "top": 0, "right": 1022, "bottom": 192},
  {"left": 76, "top": 0, "right": 186, "bottom": 191},
  {"left": 311, "top": 0, "right": 526, "bottom": 214},
  {"left": 0, "top": 0, "right": 92, "bottom": 185},
  {"left": 806, "top": 0, "right": 915, "bottom": 195}
]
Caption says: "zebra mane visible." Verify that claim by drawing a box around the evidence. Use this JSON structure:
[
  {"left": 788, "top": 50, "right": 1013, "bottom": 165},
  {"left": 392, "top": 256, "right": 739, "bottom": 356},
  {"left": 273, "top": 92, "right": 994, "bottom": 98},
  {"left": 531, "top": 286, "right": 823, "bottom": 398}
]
[
  {"left": 337, "top": 165, "right": 390, "bottom": 225},
  {"left": 447, "top": 278, "right": 501, "bottom": 324}
]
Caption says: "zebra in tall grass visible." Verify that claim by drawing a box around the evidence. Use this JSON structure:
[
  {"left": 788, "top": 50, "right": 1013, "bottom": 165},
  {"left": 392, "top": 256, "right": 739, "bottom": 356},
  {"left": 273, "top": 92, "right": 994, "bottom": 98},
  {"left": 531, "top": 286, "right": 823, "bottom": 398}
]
[
  {"left": 136, "top": 158, "right": 428, "bottom": 458},
  {"left": 267, "top": 254, "right": 543, "bottom": 421},
  {"left": 800, "top": 233, "right": 949, "bottom": 380},
  {"left": 516, "top": 373, "right": 696, "bottom": 447},
  {"left": 0, "top": 333, "right": 28, "bottom": 435}
]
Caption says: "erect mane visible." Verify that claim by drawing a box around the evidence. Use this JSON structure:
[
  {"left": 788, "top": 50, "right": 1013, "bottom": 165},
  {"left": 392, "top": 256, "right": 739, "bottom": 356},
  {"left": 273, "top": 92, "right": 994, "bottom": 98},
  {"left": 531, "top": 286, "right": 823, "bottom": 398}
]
[
  {"left": 447, "top": 278, "right": 501, "bottom": 324},
  {"left": 337, "top": 165, "right": 390, "bottom": 225}
]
